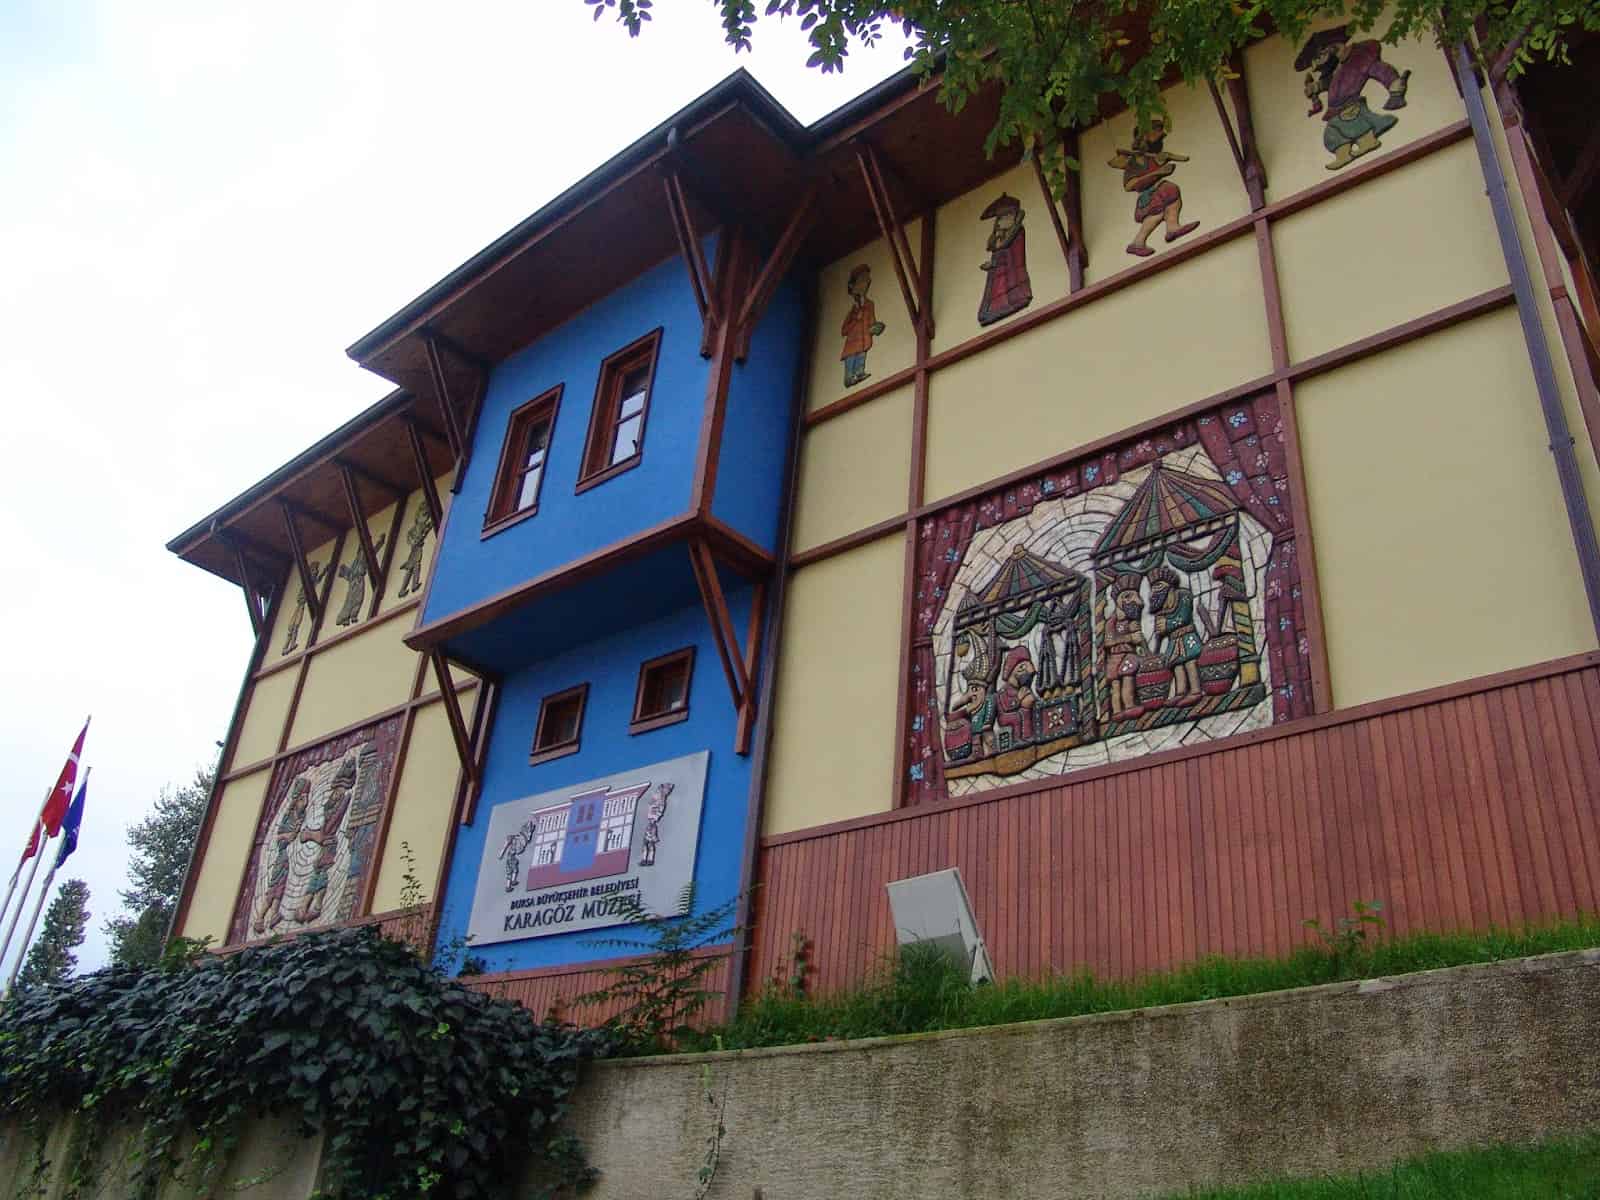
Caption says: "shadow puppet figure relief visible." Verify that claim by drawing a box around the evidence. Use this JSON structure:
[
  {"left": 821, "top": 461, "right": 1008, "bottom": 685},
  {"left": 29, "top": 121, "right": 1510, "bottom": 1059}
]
[
  {"left": 839, "top": 263, "right": 886, "bottom": 388},
  {"left": 1297, "top": 26, "right": 1411, "bottom": 171},
  {"left": 1108, "top": 117, "right": 1200, "bottom": 258},
  {"left": 977, "top": 193, "right": 1033, "bottom": 326}
]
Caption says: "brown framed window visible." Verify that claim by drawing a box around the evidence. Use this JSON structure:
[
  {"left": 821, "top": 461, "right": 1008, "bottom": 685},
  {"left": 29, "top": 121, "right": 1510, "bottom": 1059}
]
[
  {"left": 577, "top": 328, "right": 661, "bottom": 491},
  {"left": 630, "top": 647, "right": 694, "bottom": 734},
  {"left": 530, "top": 683, "right": 587, "bottom": 765},
  {"left": 484, "top": 386, "right": 561, "bottom": 534}
]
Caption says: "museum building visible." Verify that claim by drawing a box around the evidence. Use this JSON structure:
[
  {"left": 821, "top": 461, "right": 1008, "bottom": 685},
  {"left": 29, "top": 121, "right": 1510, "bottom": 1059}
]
[{"left": 168, "top": 16, "right": 1600, "bottom": 1015}]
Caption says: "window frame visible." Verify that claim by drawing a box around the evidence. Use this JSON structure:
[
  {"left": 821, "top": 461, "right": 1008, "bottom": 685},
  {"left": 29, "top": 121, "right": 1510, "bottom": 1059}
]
[
  {"left": 576, "top": 328, "right": 662, "bottom": 493},
  {"left": 629, "top": 646, "right": 695, "bottom": 735},
  {"left": 483, "top": 385, "right": 563, "bottom": 537},
  {"left": 530, "top": 682, "right": 588, "bottom": 765}
]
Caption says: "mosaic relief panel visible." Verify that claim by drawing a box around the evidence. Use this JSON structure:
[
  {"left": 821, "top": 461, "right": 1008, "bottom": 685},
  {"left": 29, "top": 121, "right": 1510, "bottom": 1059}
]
[
  {"left": 906, "top": 394, "right": 1314, "bottom": 804},
  {"left": 228, "top": 715, "right": 403, "bottom": 944}
]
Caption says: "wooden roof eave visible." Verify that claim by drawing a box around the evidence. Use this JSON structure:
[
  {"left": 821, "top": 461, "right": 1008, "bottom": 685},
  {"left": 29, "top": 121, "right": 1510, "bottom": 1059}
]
[{"left": 167, "top": 388, "right": 456, "bottom": 588}]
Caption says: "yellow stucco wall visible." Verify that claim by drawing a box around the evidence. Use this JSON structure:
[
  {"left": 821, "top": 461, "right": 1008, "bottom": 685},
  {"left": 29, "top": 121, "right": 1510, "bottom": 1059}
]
[
  {"left": 1079, "top": 80, "right": 1250, "bottom": 283},
  {"left": 1274, "top": 140, "right": 1508, "bottom": 359},
  {"left": 231, "top": 666, "right": 297, "bottom": 770},
  {"left": 368, "top": 699, "right": 465, "bottom": 913},
  {"left": 1478, "top": 82, "right": 1600, "bottom": 545},
  {"left": 791, "top": 386, "right": 914, "bottom": 554},
  {"left": 808, "top": 222, "right": 922, "bottom": 414},
  {"left": 765, "top": 532, "right": 905, "bottom": 835},
  {"left": 1299, "top": 308, "right": 1596, "bottom": 708},
  {"left": 931, "top": 160, "right": 1070, "bottom": 349},
  {"left": 1245, "top": 18, "right": 1462, "bottom": 204},
  {"left": 288, "top": 617, "right": 419, "bottom": 748},
  {"left": 180, "top": 768, "right": 270, "bottom": 944},
  {"left": 924, "top": 236, "right": 1269, "bottom": 502}
]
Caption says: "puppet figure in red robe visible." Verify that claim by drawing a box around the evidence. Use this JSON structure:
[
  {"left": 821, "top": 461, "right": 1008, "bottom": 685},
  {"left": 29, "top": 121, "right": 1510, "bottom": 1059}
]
[{"left": 977, "top": 193, "right": 1033, "bottom": 326}]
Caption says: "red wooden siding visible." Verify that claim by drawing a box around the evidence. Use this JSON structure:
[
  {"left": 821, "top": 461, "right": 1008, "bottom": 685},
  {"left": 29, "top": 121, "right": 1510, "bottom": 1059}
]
[
  {"left": 462, "top": 947, "right": 734, "bottom": 1026},
  {"left": 747, "top": 657, "right": 1600, "bottom": 996}
]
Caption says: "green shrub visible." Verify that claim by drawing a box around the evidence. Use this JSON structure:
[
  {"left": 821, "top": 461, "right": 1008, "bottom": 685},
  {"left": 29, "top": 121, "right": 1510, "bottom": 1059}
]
[{"left": 0, "top": 926, "right": 613, "bottom": 1199}]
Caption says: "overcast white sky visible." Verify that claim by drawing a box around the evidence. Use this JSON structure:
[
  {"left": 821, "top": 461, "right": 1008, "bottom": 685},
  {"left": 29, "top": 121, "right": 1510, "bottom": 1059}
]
[{"left": 0, "top": 0, "right": 911, "bottom": 976}]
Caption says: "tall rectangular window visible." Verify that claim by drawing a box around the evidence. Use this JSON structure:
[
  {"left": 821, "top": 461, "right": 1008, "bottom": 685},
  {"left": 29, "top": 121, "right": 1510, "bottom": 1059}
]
[
  {"left": 578, "top": 329, "right": 662, "bottom": 491},
  {"left": 484, "top": 386, "right": 562, "bottom": 534}
]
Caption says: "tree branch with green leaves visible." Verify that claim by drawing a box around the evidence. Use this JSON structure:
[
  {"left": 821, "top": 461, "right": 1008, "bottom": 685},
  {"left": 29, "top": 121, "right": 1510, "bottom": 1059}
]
[{"left": 586, "top": 0, "right": 1597, "bottom": 185}]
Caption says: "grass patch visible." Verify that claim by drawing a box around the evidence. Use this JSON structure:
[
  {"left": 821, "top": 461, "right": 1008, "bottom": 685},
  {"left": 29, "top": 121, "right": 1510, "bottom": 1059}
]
[
  {"left": 674, "top": 912, "right": 1600, "bottom": 1054},
  {"left": 1166, "top": 1133, "right": 1600, "bottom": 1198}
]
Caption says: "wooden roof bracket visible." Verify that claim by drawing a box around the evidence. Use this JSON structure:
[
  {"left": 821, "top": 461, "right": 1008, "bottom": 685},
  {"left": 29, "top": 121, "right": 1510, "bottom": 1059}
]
[
  {"left": 854, "top": 141, "right": 933, "bottom": 339},
  {"left": 429, "top": 649, "right": 477, "bottom": 780},
  {"left": 423, "top": 333, "right": 467, "bottom": 460},
  {"left": 336, "top": 456, "right": 410, "bottom": 504},
  {"left": 281, "top": 499, "right": 343, "bottom": 540},
  {"left": 277, "top": 499, "right": 323, "bottom": 628},
  {"left": 404, "top": 416, "right": 445, "bottom": 530},
  {"left": 1561, "top": 121, "right": 1600, "bottom": 210},
  {"left": 337, "top": 462, "right": 386, "bottom": 599},
  {"left": 1210, "top": 53, "right": 1268, "bottom": 211},
  {"left": 688, "top": 537, "right": 765, "bottom": 754},
  {"left": 216, "top": 528, "right": 270, "bottom": 637},
  {"left": 732, "top": 180, "right": 821, "bottom": 361},
  {"left": 1032, "top": 131, "right": 1089, "bottom": 292},
  {"left": 423, "top": 331, "right": 486, "bottom": 495},
  {"left": 661, "top": 142, "right": 723, "bottom": 350}
]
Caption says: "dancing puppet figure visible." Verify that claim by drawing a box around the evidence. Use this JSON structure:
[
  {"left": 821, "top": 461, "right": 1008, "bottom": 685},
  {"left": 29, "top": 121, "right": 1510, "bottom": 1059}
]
[
  {"left": 1108, "top": 118, "right": 1200, "bottom": 257},
  {"left": 1296, "top": 26, "right": 1411, "bottom": 170}
]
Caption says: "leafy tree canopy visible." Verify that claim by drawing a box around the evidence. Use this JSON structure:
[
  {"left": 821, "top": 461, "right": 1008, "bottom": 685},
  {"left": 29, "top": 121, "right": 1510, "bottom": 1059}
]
[
  {"left": 104, "top": 763, "right": 212, "bottom": 968},
  {"left": 16, "top": 878, "right": 90, "bottom": 992},
  {"left": 587, "top": 0, "right": 1597, "bottom": 178}
]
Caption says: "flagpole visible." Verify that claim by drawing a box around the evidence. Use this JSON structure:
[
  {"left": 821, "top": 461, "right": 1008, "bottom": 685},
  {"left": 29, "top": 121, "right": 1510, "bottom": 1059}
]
[
  {"left": 0, "top": 716, "right": 89, "bottom": 977},
  {"left": 6, "top": 831, "right": 67, "bottom": 993},
  {"left": 6, "top": 767, "right": 91, "bottom": 995},
  {"left": 0, "top": 819, "right": 49, "bottom": 974},
  {"left": 0, "top": 785, "right": 56, "bottom": 933}
]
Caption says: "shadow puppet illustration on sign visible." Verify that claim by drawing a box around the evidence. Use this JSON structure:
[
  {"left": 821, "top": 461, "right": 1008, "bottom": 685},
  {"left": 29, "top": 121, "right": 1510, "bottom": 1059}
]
[
  {"left": 839, "top": 264, "right": 886, "bottom": 388},
  {"left": 977, "top": 193, "right": 1033, "bottom": 326},
  {"left": 1297, "top": 26, "right": 1411, "bottom": 170},
  {"left": 1107, "top": 118, "right": 1200, "bottom": 257}
]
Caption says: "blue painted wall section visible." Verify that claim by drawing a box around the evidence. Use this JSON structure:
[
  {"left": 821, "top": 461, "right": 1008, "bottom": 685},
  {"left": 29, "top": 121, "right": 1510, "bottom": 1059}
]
[
  {"left": 422, "top": 244, "right": 715, "bottom": 628},
  {"left": 434, "top": 589, "right": 758, "bottom": 976},
  {"left": 711, "top": 276, "right": 807, "bottom": 553}
]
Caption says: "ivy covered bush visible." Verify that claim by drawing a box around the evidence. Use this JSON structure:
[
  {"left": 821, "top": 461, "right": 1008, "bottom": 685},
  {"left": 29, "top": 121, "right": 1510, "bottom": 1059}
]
[{"left": 0, "top": 927, "right": 612, "bottom": 1199}]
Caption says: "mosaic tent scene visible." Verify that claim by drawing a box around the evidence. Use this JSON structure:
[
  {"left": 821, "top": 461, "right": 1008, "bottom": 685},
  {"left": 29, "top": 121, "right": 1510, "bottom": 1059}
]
[{"left": 908, "top": 394, "right": 1315, "bottom": 802}]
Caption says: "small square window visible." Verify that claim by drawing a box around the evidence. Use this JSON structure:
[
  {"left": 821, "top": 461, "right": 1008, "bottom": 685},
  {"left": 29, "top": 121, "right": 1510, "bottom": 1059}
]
[
  {"left": 577, "top": 329, "right": 661, "bottom": 492},
  {"left": 630, "top": 647, "right": 694, "bottom": 734},
  {"left": 531, "top": 683, "right": 587, "bottom": 764},
  {"left": 485, "top": 386, "right": 562, "bottom": 534}
]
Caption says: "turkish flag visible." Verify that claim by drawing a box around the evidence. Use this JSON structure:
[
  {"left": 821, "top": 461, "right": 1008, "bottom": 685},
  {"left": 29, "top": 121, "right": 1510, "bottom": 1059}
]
[{"left": 24, "top": 719, "right": 88, "bottom": 859}]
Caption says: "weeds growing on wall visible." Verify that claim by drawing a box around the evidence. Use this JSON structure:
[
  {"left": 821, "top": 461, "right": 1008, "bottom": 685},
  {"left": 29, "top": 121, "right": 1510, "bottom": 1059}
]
[
  {"left": 576, "top": 884, "right": 740, "bottom": 1052},
  {"left": 0, "top": 926, "right": 613, "bottom": 1199},
  {"left": 695, "top": 911, "right": 1600, "bottom": 1053}
]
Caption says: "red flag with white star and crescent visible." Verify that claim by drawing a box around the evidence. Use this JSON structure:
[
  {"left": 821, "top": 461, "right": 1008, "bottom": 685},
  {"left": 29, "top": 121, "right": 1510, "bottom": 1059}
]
[{"left": 24, "top": 718, "right": 89, "bottom": 860}]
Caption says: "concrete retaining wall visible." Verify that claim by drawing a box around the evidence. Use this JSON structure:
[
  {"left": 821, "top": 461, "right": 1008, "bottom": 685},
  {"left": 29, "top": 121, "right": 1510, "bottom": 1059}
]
[
  {"left": 3, "top": 951, "right": 1595, "bottom": 1198},
  {"left": 564, "top": 949, "right": 1600, "bottom": 1199}
]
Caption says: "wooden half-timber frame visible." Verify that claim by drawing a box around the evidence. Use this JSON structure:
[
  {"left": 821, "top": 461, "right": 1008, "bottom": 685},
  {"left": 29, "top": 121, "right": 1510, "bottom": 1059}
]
[{"left": 771, "top": 47, "right": 1600, "bottom": 815}]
